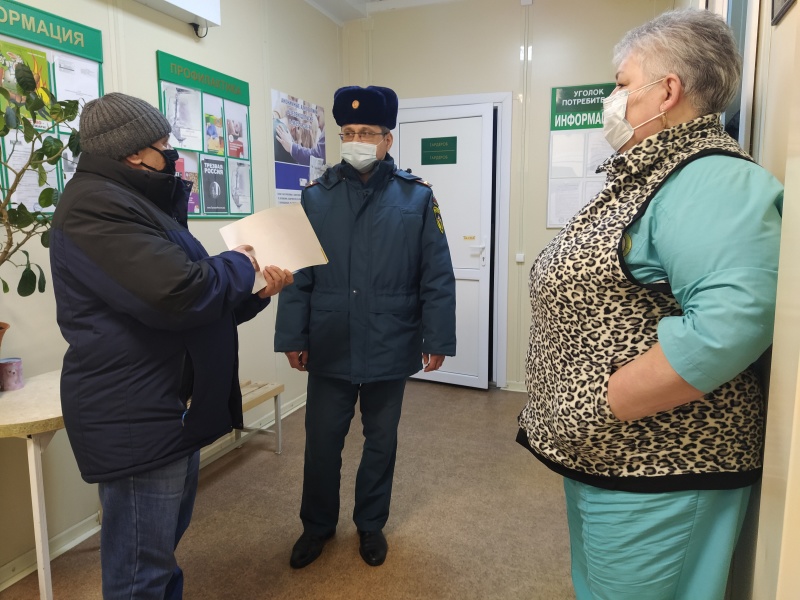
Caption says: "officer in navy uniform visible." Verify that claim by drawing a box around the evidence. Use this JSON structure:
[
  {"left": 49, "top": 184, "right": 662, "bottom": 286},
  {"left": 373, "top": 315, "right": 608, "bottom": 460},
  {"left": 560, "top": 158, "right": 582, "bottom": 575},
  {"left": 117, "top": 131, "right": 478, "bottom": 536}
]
[{"left": 275, "top": 85, "right": 456, "bottom": 568}]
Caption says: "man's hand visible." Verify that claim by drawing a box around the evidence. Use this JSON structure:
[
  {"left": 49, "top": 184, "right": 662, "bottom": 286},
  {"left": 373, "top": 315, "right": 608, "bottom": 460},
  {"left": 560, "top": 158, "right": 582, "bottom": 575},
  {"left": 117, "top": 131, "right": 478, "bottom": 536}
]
[
  {"left": 233, "top": 245, "right": 258, "bottom": 271},
  {"left": 285, "top": 351, "right": 307, "bottom": 371},
  {"left": 422, "top": 354, "right": 445, "bottom": 372},
  {"left": 258, "top": 266, "right": 294, "bottom": 298}
]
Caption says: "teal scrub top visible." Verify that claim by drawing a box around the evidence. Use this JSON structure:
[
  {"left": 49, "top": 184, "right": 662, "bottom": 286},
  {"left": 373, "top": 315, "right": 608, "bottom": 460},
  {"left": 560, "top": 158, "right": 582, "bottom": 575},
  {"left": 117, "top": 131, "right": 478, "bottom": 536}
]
[{"left": 624, "top": 154, "right": 784, "bottom": 392}]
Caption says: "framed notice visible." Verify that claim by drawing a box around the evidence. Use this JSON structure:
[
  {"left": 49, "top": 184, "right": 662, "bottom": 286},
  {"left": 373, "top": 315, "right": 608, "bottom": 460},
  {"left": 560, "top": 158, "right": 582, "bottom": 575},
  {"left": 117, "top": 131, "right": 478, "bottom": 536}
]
[
  {"left": 547, "top": 83, "right": 615, "bottom": 228},
  {"left": 773, "top": 0, "right": 796, "bottom": 24},
  {"left": 156, "top": 51, "right": 252, "bottom": 219}
]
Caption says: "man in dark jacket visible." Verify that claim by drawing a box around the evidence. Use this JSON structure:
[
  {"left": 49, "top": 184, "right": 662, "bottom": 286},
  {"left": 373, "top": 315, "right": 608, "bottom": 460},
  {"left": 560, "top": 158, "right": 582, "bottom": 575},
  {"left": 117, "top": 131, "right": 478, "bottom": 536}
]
[
  {"left": 274, "top": 85, "right": 456, "bottom": 569},
  {"left": 50, "top": 92, "right": 293, "bottom": 600}
]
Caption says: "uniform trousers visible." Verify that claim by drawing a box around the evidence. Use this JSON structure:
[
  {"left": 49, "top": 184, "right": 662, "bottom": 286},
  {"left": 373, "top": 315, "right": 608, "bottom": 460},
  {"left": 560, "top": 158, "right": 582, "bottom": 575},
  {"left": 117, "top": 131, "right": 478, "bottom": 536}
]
[
  {"left": 301, "top": 373, "right": 406, "bottom": 536},
  {"left": 98, "top": 451, "right": 199, "bottom": 600},
  {"left": 564, "top": 478, "right": 751, "bottom": 600}
]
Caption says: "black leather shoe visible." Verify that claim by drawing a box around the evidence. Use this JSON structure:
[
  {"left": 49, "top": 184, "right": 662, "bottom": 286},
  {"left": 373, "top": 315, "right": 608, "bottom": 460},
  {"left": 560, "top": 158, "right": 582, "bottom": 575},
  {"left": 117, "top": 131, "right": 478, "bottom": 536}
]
[
  {"left": 358, "top": 530, "right": 388, "bottom": 567},
  {"left": 289, "top": 531, "right": 334, "bottom": 569}
]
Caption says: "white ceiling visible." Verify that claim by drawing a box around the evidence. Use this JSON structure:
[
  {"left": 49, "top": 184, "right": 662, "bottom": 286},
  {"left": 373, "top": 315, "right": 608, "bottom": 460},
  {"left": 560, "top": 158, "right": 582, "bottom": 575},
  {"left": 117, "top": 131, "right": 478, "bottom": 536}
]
[{"left": 304, "top": 0, "right": 461, "bottom": 26}]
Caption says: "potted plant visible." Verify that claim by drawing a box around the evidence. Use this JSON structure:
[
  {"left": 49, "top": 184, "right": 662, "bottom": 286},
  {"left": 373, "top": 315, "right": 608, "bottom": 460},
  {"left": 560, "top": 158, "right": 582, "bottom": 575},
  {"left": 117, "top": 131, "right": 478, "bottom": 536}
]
[{"left": 0, "top": 61, "right": 80, "bottom": 296}]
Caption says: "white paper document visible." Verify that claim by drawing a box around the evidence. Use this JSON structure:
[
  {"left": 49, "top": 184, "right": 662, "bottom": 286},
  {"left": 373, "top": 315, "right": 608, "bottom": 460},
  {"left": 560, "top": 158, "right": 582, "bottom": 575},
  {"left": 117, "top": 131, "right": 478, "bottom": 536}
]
[{"left": 219, "top": 203, "right": 328, "bottom": 292}]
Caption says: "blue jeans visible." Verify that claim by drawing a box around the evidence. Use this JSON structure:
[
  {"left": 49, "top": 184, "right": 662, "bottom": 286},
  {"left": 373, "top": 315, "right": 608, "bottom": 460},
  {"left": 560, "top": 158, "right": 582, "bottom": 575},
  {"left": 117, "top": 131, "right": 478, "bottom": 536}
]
[{"left": 98, "top": 451, "right": 199, "bottom": 600}]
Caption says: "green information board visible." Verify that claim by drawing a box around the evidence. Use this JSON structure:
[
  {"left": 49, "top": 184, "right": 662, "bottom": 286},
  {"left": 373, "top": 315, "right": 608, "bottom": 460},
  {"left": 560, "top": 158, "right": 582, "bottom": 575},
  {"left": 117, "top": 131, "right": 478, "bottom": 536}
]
[
  {"left": 551, "top": 83, "right": 614, "bottom": 131},
  {"left": 157, "top": 51, "right": 249, "bottom": 105},
  {"left": 0, "top": 0, "right": 103, "bottom": 62},
  {"left": 421, "top": 136, "right": 457, "bottom": 165}
]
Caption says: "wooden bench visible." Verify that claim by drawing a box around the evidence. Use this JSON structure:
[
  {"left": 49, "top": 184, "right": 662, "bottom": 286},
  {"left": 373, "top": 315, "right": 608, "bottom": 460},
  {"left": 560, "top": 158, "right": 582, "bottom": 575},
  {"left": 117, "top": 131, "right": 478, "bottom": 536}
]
[{"left": 199, "top": 380, "right": 284, "bottom": 468}]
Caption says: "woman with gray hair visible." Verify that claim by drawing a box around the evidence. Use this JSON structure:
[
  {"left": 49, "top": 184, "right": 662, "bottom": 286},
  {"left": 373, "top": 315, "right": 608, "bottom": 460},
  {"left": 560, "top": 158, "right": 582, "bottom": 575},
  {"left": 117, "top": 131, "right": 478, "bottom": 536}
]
[{"left": 517, "top": 9, "right": 783, "bottom": 599}]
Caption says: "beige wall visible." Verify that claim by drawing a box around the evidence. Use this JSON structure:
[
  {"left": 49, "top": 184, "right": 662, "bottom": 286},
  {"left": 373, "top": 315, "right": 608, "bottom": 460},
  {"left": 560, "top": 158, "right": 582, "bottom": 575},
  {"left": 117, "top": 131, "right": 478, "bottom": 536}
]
[
  {"left": 752, "top": 2, "right": 800, "bottom": 599},
  {"left": 0, "top": 0, "right": 340, "bottom": 581}
]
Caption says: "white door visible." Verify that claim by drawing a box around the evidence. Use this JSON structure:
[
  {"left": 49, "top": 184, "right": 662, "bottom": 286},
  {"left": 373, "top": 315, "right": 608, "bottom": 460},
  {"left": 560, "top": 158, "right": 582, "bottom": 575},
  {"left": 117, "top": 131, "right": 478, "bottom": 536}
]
[{"left": 395, "top": 104, "right": 493, "bottom": 389}]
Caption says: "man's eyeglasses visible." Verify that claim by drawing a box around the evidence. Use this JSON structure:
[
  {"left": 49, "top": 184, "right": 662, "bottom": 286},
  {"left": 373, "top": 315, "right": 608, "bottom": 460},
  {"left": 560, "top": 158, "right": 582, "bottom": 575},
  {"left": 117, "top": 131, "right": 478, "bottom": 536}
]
[{"left": 338, "top": 131, "right": 386, "bottom": 142}]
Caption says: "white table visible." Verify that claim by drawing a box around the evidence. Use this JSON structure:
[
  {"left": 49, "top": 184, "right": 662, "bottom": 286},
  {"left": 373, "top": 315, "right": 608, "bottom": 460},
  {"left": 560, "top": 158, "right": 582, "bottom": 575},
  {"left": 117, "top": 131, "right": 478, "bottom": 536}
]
[{"left": 0, "top": 369, "right": 62, "bottom": 600}]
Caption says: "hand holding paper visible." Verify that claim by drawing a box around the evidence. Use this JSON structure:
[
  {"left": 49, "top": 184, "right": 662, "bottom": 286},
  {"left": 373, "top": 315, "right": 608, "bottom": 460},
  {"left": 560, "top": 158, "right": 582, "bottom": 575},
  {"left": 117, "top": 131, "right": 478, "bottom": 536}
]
[{"left": 220, "top": 203, "right": 328, "bottom": 293}]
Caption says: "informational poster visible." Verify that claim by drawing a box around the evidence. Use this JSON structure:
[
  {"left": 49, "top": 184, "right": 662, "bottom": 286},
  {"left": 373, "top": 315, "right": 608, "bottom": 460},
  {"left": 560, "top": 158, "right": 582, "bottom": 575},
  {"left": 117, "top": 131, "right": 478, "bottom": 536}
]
[
  {"left": 271, "top": 89, "right": 327, "bottom": 205},
  {"left": 0, "top": 6, "right": 103, "bottom": 214},
  {"left": 3, "top": 134, "right": 59, "bottom": 211},
  {"left": 203, "top": 95, "right": 224, "bottom": 155},
  {"left": 59, "top": 133, "right": 78, "bottom": 185},
  {"left": 201, "top": 155, "right": 227, "bottom": 214},
  {"left": 176, "top": 151, "right": 201, "bottom": 215},
  {"left": 228, "top": 158, "right": 251, "bottom": 214},
  {"left": 547, "top": 83, "right": 615, "bottom": 228},
  {"left": 161, "top": 81, "right": 203, "bottom": 151},
  {"left": 53, "top": 53, "right": 100, "bottom": 128},
  {"left": 0, "top": 40, "right": 51, "bottom": 129},
  {"left": 224, "top": 99, "right": 249, "bottom": 160},
  {"left": 157, "top": 51, "right": 252, "bottom": 219}
]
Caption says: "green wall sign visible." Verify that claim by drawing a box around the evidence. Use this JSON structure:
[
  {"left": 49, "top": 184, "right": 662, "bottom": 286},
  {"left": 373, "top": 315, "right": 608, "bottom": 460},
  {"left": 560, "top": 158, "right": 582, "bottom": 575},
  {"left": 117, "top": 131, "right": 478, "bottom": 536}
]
[
  {"left": 551, "top": 83, "right": 615, "bottom": 131},
  {"left": 421, "top": 136, "right": 457, "bottom": 165},
  {"left": 0, "top": 0, "right": 103, "bottom": 62},
  {"left": 157, "top": 51, "right": 250, "bottom": 105}
]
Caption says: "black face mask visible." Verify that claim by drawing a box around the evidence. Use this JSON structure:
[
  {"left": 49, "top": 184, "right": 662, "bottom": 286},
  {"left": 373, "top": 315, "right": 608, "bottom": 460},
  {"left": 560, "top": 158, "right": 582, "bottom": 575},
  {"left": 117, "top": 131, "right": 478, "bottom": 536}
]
[{"left": 143, "top": 145, "right": 180, "bottom": 176}]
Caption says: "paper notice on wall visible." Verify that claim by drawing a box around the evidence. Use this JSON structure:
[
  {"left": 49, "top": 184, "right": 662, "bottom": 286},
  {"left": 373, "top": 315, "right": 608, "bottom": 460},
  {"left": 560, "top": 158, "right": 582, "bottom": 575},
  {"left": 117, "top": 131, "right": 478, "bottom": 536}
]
[{"left": 219, "top": 203, "right": 328, "bottom": 292}]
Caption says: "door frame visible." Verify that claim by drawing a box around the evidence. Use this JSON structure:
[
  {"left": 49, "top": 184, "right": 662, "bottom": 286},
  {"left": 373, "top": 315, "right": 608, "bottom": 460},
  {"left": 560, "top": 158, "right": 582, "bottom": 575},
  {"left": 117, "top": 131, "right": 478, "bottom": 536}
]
[{"left": 398, "top": 92, "right": 512, "bottom": 388}]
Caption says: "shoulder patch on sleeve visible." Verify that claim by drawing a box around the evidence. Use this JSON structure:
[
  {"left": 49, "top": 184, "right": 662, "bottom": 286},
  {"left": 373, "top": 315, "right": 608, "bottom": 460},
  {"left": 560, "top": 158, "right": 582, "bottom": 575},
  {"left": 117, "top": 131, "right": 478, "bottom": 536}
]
[{"left": 432, "top": 197, "right": 444, "bottom": 234}]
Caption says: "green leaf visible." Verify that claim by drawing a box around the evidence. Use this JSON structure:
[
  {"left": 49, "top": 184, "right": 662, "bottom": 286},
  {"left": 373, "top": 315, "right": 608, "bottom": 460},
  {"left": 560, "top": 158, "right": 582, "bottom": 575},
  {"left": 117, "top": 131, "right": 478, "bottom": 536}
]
[
  {"left": 31, "top": 148, "right": 46, "bottom": 164},
  {"left": 40, "top": 229, "right": 50, "bottom": 248},
  {"left": 38, "top": 187, "right": 56, "bottom": 207},
  {"left": 68, "top": 130, "right": 81, "bottom": 157},
  {"left": 61, "top": 100, "right": 79, "bottom": 123},
  {"left": 42, "top": 136, "right": 63, "bottom": 158},
  {"left": 1, "top": 277, "right": 8, "bottom": 293},
  {"left": 0, "top": 87, "right": 10, "bottom": 102},
  {"left": 13, "top": 204, "right": 34, "bottom": 228},
  {"left": 49, "top": 103, "right": 63, "bottom": 122},
  {"left": 37, "top": 165, "right": 47, "bottom": 186},
  {"left": 35, "top": 264, "right": 46, "bottom": 293},
  {"left": 22, "top": 117, "right": 36, "bottom": 143},
  {"left": 25, "top": 93, "right": 45, "bottom": 114},
  {"left": 15, "top": 63, "right": 37, "bottom": 95},
  {"left": 50, "top": 188, "right": 61, "bottom": 206},
  {"left": 17, "top": 267, "right": 36, "bottom": 296},
  {"left": 5, "top": 106, "right": 17, "bottom": 129}
]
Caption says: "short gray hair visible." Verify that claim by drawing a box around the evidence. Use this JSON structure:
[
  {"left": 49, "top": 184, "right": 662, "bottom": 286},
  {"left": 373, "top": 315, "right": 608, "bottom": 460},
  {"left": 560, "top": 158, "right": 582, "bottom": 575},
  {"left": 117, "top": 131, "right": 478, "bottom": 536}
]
[{"left": 613, "top": 9, "right": 741, "bottom": 115}]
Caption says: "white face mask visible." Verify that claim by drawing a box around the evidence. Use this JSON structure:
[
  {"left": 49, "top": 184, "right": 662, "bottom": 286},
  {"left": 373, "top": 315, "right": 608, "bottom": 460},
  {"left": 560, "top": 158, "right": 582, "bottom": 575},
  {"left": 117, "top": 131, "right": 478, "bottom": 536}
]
[
  {"left": 341, "top": 141, "right": 381, "bottom": 173},
  {"left": 602, "top": 79, "right": 665, "bottom": 152}
]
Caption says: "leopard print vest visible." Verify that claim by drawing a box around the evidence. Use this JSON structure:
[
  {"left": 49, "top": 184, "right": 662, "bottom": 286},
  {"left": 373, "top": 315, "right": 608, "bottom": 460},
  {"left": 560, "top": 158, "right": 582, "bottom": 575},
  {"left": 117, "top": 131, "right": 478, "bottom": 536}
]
[{"left": 518, "top": 114, "right": 764, "bottom": 492}]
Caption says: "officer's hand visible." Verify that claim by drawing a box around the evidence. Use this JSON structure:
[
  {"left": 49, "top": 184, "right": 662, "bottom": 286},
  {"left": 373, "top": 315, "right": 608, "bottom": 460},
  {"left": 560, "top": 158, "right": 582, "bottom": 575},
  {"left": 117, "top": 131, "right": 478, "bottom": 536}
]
[
  {"left": 257, "top": 266, "right": 294, "bottom": 298},
  {"left": 233, "top": 245, "right": 259, "bottom": 271},
  {"left": 285, "top": 351, "right": 308, "bottom": 371},
  {"left": 422, "top": 354, "right": 445, "bottom": 372}
]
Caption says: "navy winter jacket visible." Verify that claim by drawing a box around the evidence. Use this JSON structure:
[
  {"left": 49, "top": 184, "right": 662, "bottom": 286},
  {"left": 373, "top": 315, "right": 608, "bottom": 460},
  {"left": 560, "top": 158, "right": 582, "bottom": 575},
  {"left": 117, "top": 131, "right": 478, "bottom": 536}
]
[
  {"left": 274, "top": 157, "right": 456, "bottom": 382},
  {"left": 50, "top": 153, "right": 268, "bottom": 483}
]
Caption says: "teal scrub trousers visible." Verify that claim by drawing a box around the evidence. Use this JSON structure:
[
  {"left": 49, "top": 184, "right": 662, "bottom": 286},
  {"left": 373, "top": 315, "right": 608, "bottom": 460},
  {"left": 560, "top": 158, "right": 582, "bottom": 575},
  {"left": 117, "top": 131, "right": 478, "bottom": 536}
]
[{"left": 563, "top": 478, "right": 752, "bottom": 600}]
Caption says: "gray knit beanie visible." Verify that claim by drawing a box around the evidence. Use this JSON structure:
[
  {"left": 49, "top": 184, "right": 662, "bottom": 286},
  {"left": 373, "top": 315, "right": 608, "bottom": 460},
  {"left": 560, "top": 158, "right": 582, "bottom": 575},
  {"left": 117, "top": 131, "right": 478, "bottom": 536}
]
[{"left": 80, "top": 92, "right": 172, "bottom": 160}]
